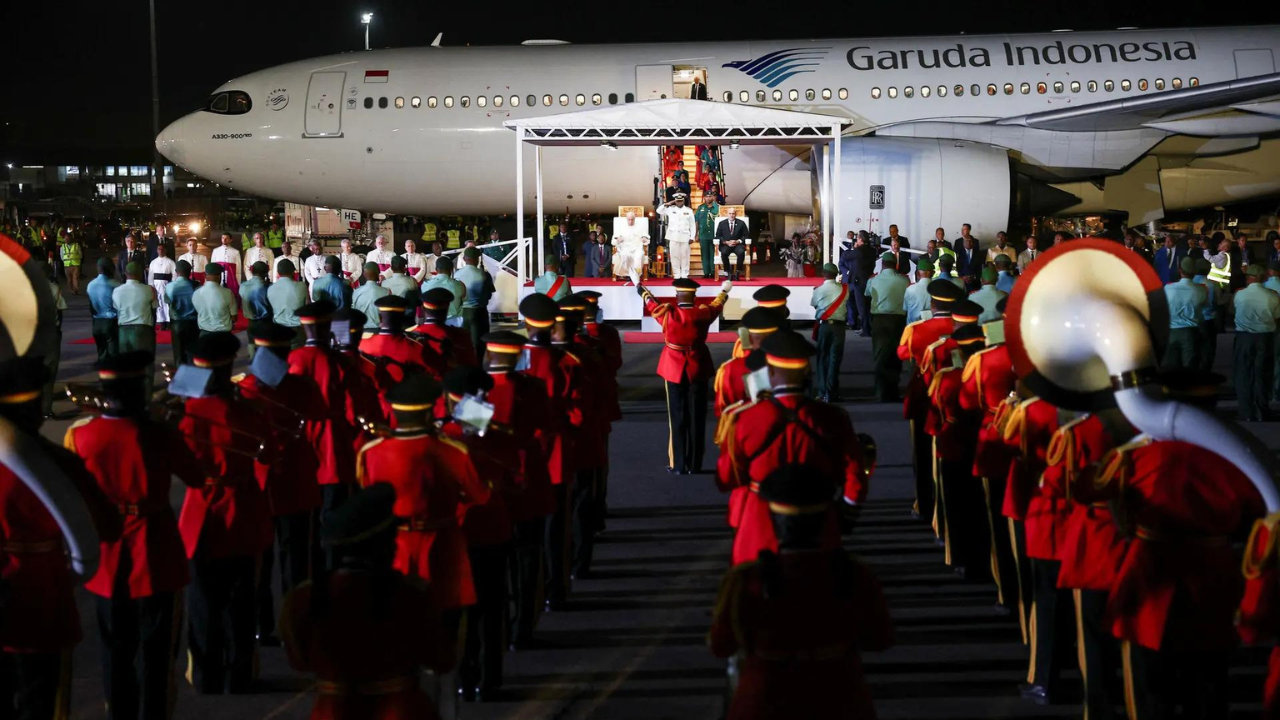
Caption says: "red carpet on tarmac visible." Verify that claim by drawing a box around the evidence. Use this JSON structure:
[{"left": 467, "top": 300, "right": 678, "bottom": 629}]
[
  {"left": 624, "top": 331, "right": 739, "bottom": 344},
  {"left": 70, "top": 316, "right": 250, "bottom": 345},
  {"left": 529, "top": 277, "right": 818, "bottom": 288}
]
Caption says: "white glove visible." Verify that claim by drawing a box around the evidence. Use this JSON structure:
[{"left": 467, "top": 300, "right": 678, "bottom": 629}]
[{"left": 721, "top": 280, "right": 733, "bottom": 293}]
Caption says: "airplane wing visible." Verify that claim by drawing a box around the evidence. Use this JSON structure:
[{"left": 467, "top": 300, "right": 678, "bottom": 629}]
[{"left": 995, "top": 72, "right": 1280, "bottom": 133}]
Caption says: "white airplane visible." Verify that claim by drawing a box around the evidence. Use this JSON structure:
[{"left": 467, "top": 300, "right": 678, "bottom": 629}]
[{"left": 157, "top": 26, "right": 1280, "bottom": 241}]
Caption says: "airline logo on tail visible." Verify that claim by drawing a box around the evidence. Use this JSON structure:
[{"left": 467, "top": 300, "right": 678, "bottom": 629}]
[{"left": 722, "top": 47, "right": 832, "bottom": 88}]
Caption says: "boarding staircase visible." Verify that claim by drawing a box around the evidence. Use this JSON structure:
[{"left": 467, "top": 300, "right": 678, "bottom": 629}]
[{"left": 659, "top": 144, "right": 728, "bottom": 277}]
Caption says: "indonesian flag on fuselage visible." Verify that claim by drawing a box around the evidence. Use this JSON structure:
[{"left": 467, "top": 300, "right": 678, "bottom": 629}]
[{"left": 364, "top": 70, "right": 389, "bottom": 83}]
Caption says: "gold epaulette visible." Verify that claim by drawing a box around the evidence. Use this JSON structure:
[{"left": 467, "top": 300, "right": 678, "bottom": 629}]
[
  {"left": 231, "top": 373, "right": 247, "bottom": 384},
  {"left": 714, "top": 399, "right": 751, "bottom": 447},
  {"left": 930, "top": 367, "right": 959, "bottom": 421},
  {"left": 730, "top": 338, "right": 746, "bottom": 360},
  {"left": 713, "top": 359, "right": 731, "bottom": 396},
  {"left": 438, "top": 435, "right": 470, "bottom": 455},
  {"left": 921, "top": 337, "right": 949, "bottom": 375},
  {"left": 354, "top": 437, "right": 388, "bottom": 488},
  {"left": 62, "top": 415, "right": 96, "bottom": 453},
  {"left": 898, "top": 320, "right": 918, "bottom": 349},
  {"left": 649, "top": 301, "right": 672, "bottom": 321},
  {"left": 1046, "top": 414, "right": 1094, "bottom": 498},
  {"left": 1093, "top": 436, "right": 1154, "bottom": 494},
  {"left": 1243, "top": 512, "right": 1280, "bottom": 579},
  {"left": 1002, "top": 397, "right": 1038, "bottom": 446}
]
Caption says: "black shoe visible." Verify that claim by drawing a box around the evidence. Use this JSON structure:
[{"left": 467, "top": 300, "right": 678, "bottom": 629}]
[
  {"left": 257, "top": 633, "right": 281, "bottom": 648},
  {"left": 992, "top": 603, "right": 1013, "bottom": 617},
  {"left": 1018, "top": 683, "right": 1051, "bottom": 705},
  {"left": 934, "top": 537, "right": 946, "bottom": 547},
  {"left": 665, "top": 466, "right": 679, "bottom": 474},
  {"left": 953, "top": 565, "right": 967, "bottom": 580},
  {"left": 909, "top": 509, "right": 922, "bottom": 520}
]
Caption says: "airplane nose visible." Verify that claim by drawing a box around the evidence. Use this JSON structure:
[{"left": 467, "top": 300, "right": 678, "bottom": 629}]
[{"left": 155, "top": 114, "right": 195, "bottom": 167}]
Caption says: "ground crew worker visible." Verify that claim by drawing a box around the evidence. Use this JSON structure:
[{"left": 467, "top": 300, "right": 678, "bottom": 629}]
[
  {"left": 112, "top": 262, "right": 157, "bottom": 357},
  {"left": 421, "top": 256, "right": 466, "bottom": 323},
  {"left": 278, "top": 483, "right": 456, "bottom": 720},
  {"left": 67, "top": 351, "right": 205, "bottom": 719},
  {"left": 903, "top": 256, "right": 934, "bottom": 324},
  {"left": 866, "top": 251, "right": 909, "bottom": 402},
  {"left": 88, "top": 257, "right": 121, "bottom": 365},
  {"left": 897, "top": 281, "right": 965, "bottom": 524},
  {"left": 970, "top": 266, "right": 1007, "bottom": 324},
  {"left": 709, "top": 464, "right": 893, "bottom": 720},
  {"left": 360, "top": 295, "right": 441, "bottom": 385},
  {"left": 639, "top": 277, "right": 730, "bottom": 474},
  {"left": 59, "top": 226, "right": 83, "bottom": 294},
  {"left": 192, "top": 263, "right": 236, "bottom": 335},
  {"left": 716, "top": 331, "right": 869, "bottom": 565},
  {"left": 1234, "top": 264, "right": 1280, "bottom": 421},
  {"left": 480, "top": 330, "right": 555, "bottom": 650},
  {"left": 265, "top": 259, "right": 308, "bottom": 349},
  {"left": 533, "top": 254, "right": 573, "bottom": 301},
  {"left": 177, "top": 332, "right": 274, "bottom": 694},
  {"left": 408, "top": 288, "right": 477, "bottom": 370},
  {"left": 1164, "top": 256, "right": 1209, "bottom": 369},
  {"left": 351, "top": 263, "right": 390, "bottom": 330},
  {"left": 810, "top": 262, "right": 849, "bottom": 402},
  {"left": 238, "top": 323, "right": 323, "bottom": 649},
  {"left": 265, "top": 222, "right": 284, "bottom": 250}
]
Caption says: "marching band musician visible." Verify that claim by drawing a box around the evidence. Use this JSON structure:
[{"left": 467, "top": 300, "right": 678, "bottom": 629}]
[
  {"left": 176, "top": 332, "right": 274, "bottom": 694},
  {"left": 479, "top": 331, "right": 555, "bottom": 650},
  {"left": 359, "top": 295, "right": 441, "bottom": 388},
  {"left": 408, "top": 288, "right": 477, "bottom": 370},
  {"left": 577, "top": 291, "right": 622, "bottom": 533},
  {"left": 714, "top": 307, "right": 782, "bottom": 418},
  {"left": 331, "top": 308, "right": 390, "bottom": 431},
  {"left": 67, "top": 351, "right": 203, "bottom": 719},
  {"left": 716, "top": 331, "right": 869, "bottom": 565},
  {"left": 555, "top": 295, "right": 606, "bottom": 579}
]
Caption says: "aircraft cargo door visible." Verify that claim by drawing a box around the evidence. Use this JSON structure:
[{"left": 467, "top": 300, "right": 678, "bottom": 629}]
[
  {"left": 1235, "top": 49, "right": 1275, "bottom": 79},
  {"left": 304, "top": 71, "right": 346, "bottom": 138},
  {"left": 636, "top": 65, "right": 674, "bottom": 100}
]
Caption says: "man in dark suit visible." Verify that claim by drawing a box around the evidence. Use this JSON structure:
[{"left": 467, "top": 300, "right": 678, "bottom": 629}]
[
  {"left": 552, "top": 224, "right": 575, "bottom": 277},
  {"left": 715, "top": 207, "right": 749, "bottom": 280},
  {"left": 952, "top": 223, "right": 981, "bottom": 255},
  {"left": 838, "top": 231, "right": 876, "bottom": 337},
  {"left": 887, "top": 223, "right": 910, "bottom": 250},
  {"left": 954, "top": 235, "right": 983, "bottom": 292},
  {"left": 116, "top": 233, "right": 148, "bottom": 280},
  {"left": 886, "top": 236, "right": 913, "bottom": 275},
  {"left": 1153, "top": 235, "right": 1187, "bottom": 285},
  {"left": 583, "top": 232, "right": 612, "bottom": 278},
  {"left": 690, "top": 73, "right": 708, "bottom": 100}
]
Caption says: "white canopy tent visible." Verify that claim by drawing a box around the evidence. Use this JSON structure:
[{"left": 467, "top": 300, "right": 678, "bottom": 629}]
[{"left": 502, "top": 99, "right": 853, "bottom": 286}]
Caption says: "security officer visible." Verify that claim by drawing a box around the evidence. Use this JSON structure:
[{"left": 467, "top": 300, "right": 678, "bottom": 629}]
[
  {"left": 265, "top": 222, "right": 284, "bottom": 251},
  {"left": 969, "top": 266, "right": 1007, "bottom": 324},
  {"left": 994, "top": 254, "right": 1016, "bottom": 294},
  {"left": 903, "top": 255, "right": 935, "bottom": 324},
  {"left": 278, "top": 484, "right": 456, "bottom": 720},
  {"left": 810, "top": 263, "right": 849, "bottom": 402},
  {"left": 112, "top": 262, "right": 157, "bottom": 356},
  {"left": 87, "top": 257, "right": 121, "bottom": 365},
  {"left": 66, "top": 351, "right": 205, "bottom": 719},
  {"left": 533, "top": 254, "right": 573, "bottom": 301},
  {"left": 638, "top": 277, "right": 730, "bottom": 473},
  {"left": 176, "top": 332, "right": 274, "bottom": 694},
  {"left": 351, "top": 262, "right": 390, "bottom": 330},
  {"left": 192, "top": 263, "right": 236, "bottom": 335},
  {"left": 865, "top": 251, "right": 909, "bottom": 402},
  {"left": 408, "top": 288, "right": 477, "bottom": 369},
  {"left": 1234, "top": 264, "right": 1280, "bottom": 421},
  {"left": 311, "top": 256, "right": 351, "bottom": 311},
  {"left": 709, "top": 464, "right": 893, "bottom": 720},
  {"left": 382, "top": 255, "right": 422, "bottom": 310},
  {"left": 240, "top": 262, "right": 273, "bottom": 359},
  {"left": 1163, "top": 256, "right": 1209, "bottom": 370},
  {"left": 715, "top": 331, "right": 869, "bottom": 565},
  {"left": 166, "top": 260, "right": 201, "bottom": 366}
]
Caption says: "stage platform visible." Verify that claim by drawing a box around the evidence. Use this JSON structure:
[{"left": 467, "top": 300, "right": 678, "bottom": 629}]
[{"left": 521, "top": 276, "right": 824, "bottom": 321}]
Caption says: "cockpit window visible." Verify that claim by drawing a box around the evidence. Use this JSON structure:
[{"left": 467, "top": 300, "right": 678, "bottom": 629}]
[{"left": 203, "top": 91, "right": 252, "bottom": 115}]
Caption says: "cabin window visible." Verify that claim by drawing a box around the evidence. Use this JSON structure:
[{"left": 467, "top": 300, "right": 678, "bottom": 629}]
[
  {"left": 821, "top": 88, "right": 832, "bottom": 100},
  {"left": 1070, "top": 81, "right": 1081, "bottom": 93},
  {"left": 559, "top": 94, "right": 569, "bottom": 106},
  {"left": 756, "top": 90, "right": 766, "bottom": 102},
  {"left": 363, "top": 97, "right": 373, "bottom": 109},
  {"left": 723, "top": 91, "right": 733, "bottom": 102},
  {"left": 477, "top": 96, "right": 487, "bottom": 108},
  {"left": 1020, "top": 82, "right": 1030, "bottom": 94},
  {"left": 1104, "top": 80, "right": 1115, "bottom": 91},
  {"left": 1138, "top": 79, "right": 1148, "bottom": 91},
  {"left": 394, "top": 97, "right": 405, "bottom": 109},
  {"left": 1037, "top": 82, "right": 1047, "bottom": 94},
  {"left": 772, "top": 89, "right": 782, "bottom": 101},
  {"left": 411, "top": 96, "right": 421, "bottom": 108},
  {"left": 609, "top": 93, "right": 619, "bottom": 104},
  {"left": 986, "top": 84, "right": 997, "bottom": 96},
  {"left": 1003, "top": 83, "right": 1014, "bottom": 95},
  {"left": 954, "top": 84, "right": 964, "bottom": 96},
  {"left": 1088, "top": 80, "right": 1098, "bottom": 92},
  {"left": 788, "top": 89, "right": 799, "bottom": 101},
  {"left": 1053, "top": 81, "right": 1063, "bottom": 93},
  {"left": 591, "top": 94, "right": 601, "bottom": 106},
  {"left": 1190, "top": 77, "right": 1199, "bottom": 87},
  {"left": 624, "top": 92, "right": 635, "bottom": 102},
  {"left": 904, "top": 86, "right": 914, "bottom": 98},
  {"left": 493, "top": 95, "right": 503, "bottom": 107},
  {"left": 838, "top": 88, "right": 848, "bottom": 99},
  {"left": 443, "top": 96, "right": 453, "bottom": 108},
  {"left": 920, "top": 85, "right": 930, "bottom": 98},
  {"left": 971, "top": 84, "right": 980, "bottom": 96},
  {"left": 1121, "top": 79, "right": 1132, "bottom": 91},
  {"left": 378, "top": 97, "right": 389, "bottom": 109},
  {"left": 739, "top": 90, "right": 749, "bottom": 103},
  {"left": 1172, "top": 78, "right": 1183, "bottom": 89},
  {"left": 461, "top": 96, "right": 470, "bottom": 108},
  {"left": 937, "top": 85, "right": 947, "bottom": 97},
  {"left": 509, "top": 95, "right": 519, "bottom": 107},
  {"left": 543, "top": 95, "right": 552, "bottom": 106},
  {"left": 887, "top": 87, "right": 897, "bottom": 98},
  {"left": 1155, "top": 78, "right": 1165, "bottom": 90},
  {"left": 805, "top": 89, "right": 815, "bottom": 101},
  {"left": 527, "top": 95, "right": 536, "bottom": 106},
  {"left": 871, "top": 87, "right": 881, "bottom": 99},
  {"left": 576, "top": 94, "right": 585, "bottom": 106}
]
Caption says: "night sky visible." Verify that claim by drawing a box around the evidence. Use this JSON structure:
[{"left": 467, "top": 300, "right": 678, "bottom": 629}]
[{"left": 7, "top": 0, "right": 1280, "bottom": 158}]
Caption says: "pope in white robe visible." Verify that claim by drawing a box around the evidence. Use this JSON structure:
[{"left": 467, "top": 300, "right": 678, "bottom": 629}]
[{"left": 612, "top": 213, "right": 649, "bottom": 284}]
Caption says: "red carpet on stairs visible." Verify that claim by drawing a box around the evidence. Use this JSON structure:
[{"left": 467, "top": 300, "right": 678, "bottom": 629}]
[{"left": 70, "top": 316, "right": 250, "bottom": 346}]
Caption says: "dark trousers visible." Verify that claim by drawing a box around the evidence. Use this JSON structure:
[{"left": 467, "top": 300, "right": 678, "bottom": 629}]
[
  {"left": 982, "top": 476, "right": 1018, "bottom": 611},
  {"left": 463, "top": 307, "right": 490, "bottom": 357},
  {"left": 545, "top": 484, "right": 572, "bottom": 606},
  {"left": 814, "top": 321, "right": 846, "bottom": 400},
  {"left": 870, "top": 314, "right": 905, "bottom": 402},
  {"left": 720, "top": 243, "right": 745, "bottom": 279},
  {"left": 0, "top": 651, "right": 66, "bottom": 720},
  {"left": 558, "top": 258, "right": 575, "bottom": 277},
  {"left": 664, "top": 377, "right": 709, "bottom": 472},
  {"left": 1234, "top": 331, "right": 1274, "bottom": 421},
  {"left": 849, "top": 278, "right": 871, "bottom": 335},
  {"left": 187, "top": 553, "right": 257, "bottom": 694},
  {"left": 93, "top": 317, "right": 119, "bottom": 364},
  {"left": 940, "top": 457, "right": 990, "bottom": 579},
  {"left": 170, "top": 318, "right": 199, "bottom": 368},
  {"left": 256, "top": 512, "right": 313, "bottom": 640},
  {"left": 96, "top": 575, "right": 177, "bottom": 720},
  {"left": 1162, "top": 327, "right": 1200, "bottom": 369},
  {"left": 510, "top": 517, "right": 547, "bottom": 643},
  {"left": 909, "top": 416, "right": 934, "bottom": 521},
  {"left": 1124, "top": 641, "right": 1229, "bottom": 720},
  {"left": 1076, "top": 589, "right": 1121, "bottom": 720},
  {"left": 1201, "top": 320, "right": 1219, "bottom": 371},
  {"left": 699, "top": 239, "right": 715, "bottom": 278},
  {"left": 571, "top": 468, "right": 603, "bottom": 575},
  {"left": 1009, "top": 519, "right": 1034, "bottom": 646},
  {"left": 318, "top": 484, "right": 351, "bottom": 572},
  {"left": 1027, "top": 558, "right": 1070, "bottom": 692},
  {"left": 461, "top": 543, "right": 510, "bottom": 693}
]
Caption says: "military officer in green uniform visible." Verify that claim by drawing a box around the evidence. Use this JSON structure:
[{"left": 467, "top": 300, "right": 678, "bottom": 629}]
[
  {"left": 694, "top": 195, "right": 720, "bottom": 279},
  {"left": 969, "top": 266, "right": 1008, "bottom": 324},
  {"left": 809, "top": 263, "right": 849, "bottom": 402},
  {"left": 192, "top": 263, "right": 238, "bottom": 334},
  {"left": 903, "top": 256, "right": 934, "bottom": 324},
  {"left": 1233, "top": 264, "right": 1280, "bottom": 421},
  {"left": 1163, "top": 256, "right": 1209, "bottom": 370},
  {"left": 865, "top": 251, "right": 910, "bottom": 402},
  {"left": 111, "top": 262, "right": 157, "bottom": 356},
  {"left": 533, "top": 254, "right": 573, "bottom": 301}
]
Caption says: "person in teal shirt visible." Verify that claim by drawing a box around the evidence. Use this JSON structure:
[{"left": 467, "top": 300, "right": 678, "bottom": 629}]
[
  {"left": 994, "top": 255, "right": 1017, "bottom": 294},
  {"left": 865, "top": 251, "right": 910, "bottom": 402},
  {"left": 421, "top": 256, "right": 466, "bottom": 324},
  {"left": 935, "top": 254, "right": 965, "bottom": 290},
  {"left": 454, "top": 247, "right": 494, "bottom": 352},
  {"left": 87, "top": 257, "right": 121, "bottom": 364},
  {"left": 192, "top": 263, "right": 237, "bottom": 334},
  {"left": 381, "top": 256, "right": 421, "bottom": 326},
  {"left": 311, "top": 256, "right": 352, "bottom": 311},
  {"left": 809, "top": 263, "right": 849, "bottom": 402},
  {"left": 111, "top": 262, "right": 157, "bottom": 355},
  {"left": 1163, "top": 257, "right": 1209, "bottom": 369},
  {"left": 165, "top": 260, "right": 200, "bottom": 365},
  {"left": 969, "top": 266, "right": 1008, "bottom": 325},
  {"left": 240, "top": 261, "right": 274, "bottom": 358},
  {"left": 532, "top": 254, "right": 572, "bottom": 301},
  {"left": 1234, "top": 264, "right": 1280, "bottom": 421},
  {"left": 266, "top": 259, "right": 308, "bottom": 347},
  {"left": 1192, "top": 257, "right": 1220, "bottom": 371},
  {"left": 352, "top": 263, "right": 391, "bottom": 329},
  {"left": 903, "top": 256, "right": 935, "bottom": 325}
]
